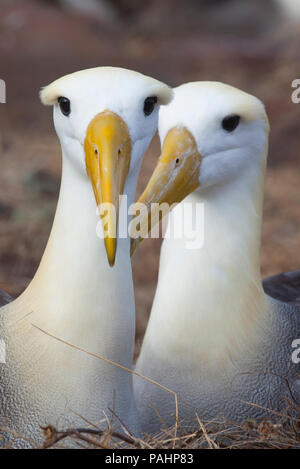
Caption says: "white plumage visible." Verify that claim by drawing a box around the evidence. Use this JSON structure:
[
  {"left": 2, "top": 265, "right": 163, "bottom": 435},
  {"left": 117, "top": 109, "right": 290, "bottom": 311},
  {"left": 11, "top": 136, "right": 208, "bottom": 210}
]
[
  {"left": 0, "top": 67, "right": 172, "bottom": 446},
  {"left": 133, "top": 82, "right": 300, "bottom": 433}
]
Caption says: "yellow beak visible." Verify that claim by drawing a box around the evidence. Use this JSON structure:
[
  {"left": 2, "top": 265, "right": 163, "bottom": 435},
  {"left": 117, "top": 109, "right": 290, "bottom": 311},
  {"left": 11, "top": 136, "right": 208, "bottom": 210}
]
[
  {"left": 130, "top": 126, "right": 202, "bottom": 255},
  {"left": 84, "top": 111, "right": 131, "bottom": 267}
]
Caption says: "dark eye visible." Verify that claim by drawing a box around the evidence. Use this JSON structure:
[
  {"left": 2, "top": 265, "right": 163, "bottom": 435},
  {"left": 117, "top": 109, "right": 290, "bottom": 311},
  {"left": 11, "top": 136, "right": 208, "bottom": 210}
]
[
  {"left": 58, "top": 97, "right": 71, "bottom": 116},
  {"left": 222, "top": 114, "right": 240, "bottom": 132},
  {"left": 143, "top": 96, "right": 157, "bottom": 116}
]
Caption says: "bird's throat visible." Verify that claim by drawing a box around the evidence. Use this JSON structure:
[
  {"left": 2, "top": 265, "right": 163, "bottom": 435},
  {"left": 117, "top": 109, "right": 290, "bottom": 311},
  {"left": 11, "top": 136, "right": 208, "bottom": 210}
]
[
  {"left": 140, "top": 159, "right": 271, "bottom": 371},
  {"left": 3, "top": 154, "right": 138, "bottom": 361}
]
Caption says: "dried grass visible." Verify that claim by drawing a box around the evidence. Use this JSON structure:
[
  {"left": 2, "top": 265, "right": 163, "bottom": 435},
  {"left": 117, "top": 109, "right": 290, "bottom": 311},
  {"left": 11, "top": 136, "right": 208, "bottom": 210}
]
[
  {"left": 2, "top": 410, "right": 299, "bottom": 449},
  {"left": 1, "top": 325, "right": 299, "bottom": 450}
]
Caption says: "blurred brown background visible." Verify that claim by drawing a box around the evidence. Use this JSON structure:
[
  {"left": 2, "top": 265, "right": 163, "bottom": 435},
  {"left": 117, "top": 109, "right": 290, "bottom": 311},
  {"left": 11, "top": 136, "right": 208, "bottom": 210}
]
[{"left": 0, "top": 0, "right": 299, "bottom": 343}]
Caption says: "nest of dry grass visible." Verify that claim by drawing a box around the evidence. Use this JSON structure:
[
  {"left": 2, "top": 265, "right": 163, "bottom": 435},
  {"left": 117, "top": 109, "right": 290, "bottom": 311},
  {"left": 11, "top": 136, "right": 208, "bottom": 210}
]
[
  {"left": 2, "top": 406, "right": 299, "bottom": 449},
  {"left": 40, "top": 409, "right": 300, "bottom": 449}
]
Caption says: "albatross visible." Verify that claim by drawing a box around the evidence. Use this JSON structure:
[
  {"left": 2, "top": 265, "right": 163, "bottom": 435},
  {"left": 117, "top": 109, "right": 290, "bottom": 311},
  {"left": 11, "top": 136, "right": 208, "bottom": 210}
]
[
  {"left": 132, "top": 82, "right": 300, "bottom": 432},
  {"left": 0, "top": 67, "right": 172, "bottom": 446}
]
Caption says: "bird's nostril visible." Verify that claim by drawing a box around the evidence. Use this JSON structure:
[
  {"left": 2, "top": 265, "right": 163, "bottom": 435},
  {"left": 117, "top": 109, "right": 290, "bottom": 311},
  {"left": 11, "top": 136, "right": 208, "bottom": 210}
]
[{"left": 175, "top": 158, "right": 180, "bottom": 165}]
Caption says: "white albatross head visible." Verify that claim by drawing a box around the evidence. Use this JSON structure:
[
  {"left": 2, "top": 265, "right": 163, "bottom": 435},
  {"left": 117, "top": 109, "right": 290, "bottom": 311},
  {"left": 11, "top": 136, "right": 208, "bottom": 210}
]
[
  {"left": 40, "top": 67, "right": 173, "bottom": 266},
  {"left": 131, "top": 81, "right": 270, "bottom": 249}
]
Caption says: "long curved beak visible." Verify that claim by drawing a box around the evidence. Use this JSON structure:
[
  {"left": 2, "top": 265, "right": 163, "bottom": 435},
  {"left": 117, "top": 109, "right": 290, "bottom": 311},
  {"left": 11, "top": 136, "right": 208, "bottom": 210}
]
[
  {"left": 130, "top": 126, "right": 202, "bottom": 256},
  {"left": 84, "top": 111, "right": 131, "bottom": 267}
]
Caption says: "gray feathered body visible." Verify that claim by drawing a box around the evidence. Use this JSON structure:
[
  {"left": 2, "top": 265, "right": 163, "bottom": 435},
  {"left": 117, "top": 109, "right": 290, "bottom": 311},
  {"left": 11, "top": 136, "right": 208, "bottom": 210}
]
[{"left": 134, "top": 295, "right": 300, "bottom": 433}]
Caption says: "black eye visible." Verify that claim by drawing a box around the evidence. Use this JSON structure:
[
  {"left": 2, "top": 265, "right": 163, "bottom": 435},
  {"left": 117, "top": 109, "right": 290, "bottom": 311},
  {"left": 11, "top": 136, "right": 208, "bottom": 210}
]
[
  {"left": 222, "top": 114, "right": 240, "bottom": 132},
  {"left": 143, "top": 96, "right": 157, "bottom": 116},
  {"left": 58, "top": 97, "right": 71, "bottom": 116}
]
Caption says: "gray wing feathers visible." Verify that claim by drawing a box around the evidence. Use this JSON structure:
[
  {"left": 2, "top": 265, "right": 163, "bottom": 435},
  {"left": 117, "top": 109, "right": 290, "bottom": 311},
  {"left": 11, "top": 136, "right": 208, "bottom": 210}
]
[
  {"left": 0, "top": 290, "right": 13, "bottom": 307},
  {"left": 263, "top": 270, "right": 300, "bottom": 306}
]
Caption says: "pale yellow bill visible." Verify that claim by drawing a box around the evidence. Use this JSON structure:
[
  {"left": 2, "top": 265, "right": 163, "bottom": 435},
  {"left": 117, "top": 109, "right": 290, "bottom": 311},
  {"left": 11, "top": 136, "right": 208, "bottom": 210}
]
[
  {"left": 84, "top": 111, "right": 131, "bottom": 267},
  {"left": 130, "top": 126, "right": 202, "bottom": 256}
]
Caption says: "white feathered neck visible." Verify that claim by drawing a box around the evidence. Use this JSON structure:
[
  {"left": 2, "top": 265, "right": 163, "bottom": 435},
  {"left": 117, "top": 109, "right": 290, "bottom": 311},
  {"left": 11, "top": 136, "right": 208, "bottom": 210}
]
[
  {"left": 140, "top": 145, "right": 271, "bottom": 373},
  {"left": 1, "top": 149, "right": 140, "bottom": 420}
]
